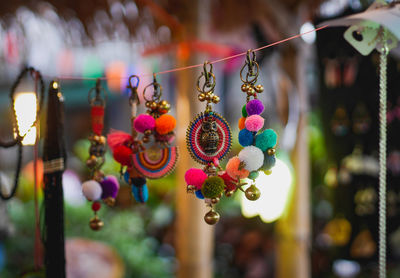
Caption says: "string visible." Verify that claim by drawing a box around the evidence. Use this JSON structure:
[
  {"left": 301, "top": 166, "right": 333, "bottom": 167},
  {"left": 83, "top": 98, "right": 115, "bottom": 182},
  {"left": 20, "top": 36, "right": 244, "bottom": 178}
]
[{"left": 44, "top": 25, "right": 329, "bottom": 81}]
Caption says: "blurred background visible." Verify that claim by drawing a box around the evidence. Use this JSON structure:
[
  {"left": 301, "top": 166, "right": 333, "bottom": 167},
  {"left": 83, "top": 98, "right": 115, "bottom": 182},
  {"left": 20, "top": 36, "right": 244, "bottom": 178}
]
[{"left": 0, "top": 0, "right": 400, "bottom": 277}]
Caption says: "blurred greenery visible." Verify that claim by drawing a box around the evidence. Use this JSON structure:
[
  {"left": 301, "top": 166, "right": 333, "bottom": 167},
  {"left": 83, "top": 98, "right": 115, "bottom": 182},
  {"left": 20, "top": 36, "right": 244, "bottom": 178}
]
[{"left": 0, "top": 198, "right": 174, "bottom": 278}]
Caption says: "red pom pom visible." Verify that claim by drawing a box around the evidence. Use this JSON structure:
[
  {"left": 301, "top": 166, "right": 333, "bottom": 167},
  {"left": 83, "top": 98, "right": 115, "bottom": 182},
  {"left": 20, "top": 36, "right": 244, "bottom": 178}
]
[
  {"left": 113, "top": 145, "right": 133, "bottom": 166},
  {"left": 155, "top": 114, "right": 176, "bottom": 135},
  {"left": 219, "top": 171, "right": 237, "bottom": 192},
  {"left": 92, "top": 201, "right": 101, "bottom": 211}
]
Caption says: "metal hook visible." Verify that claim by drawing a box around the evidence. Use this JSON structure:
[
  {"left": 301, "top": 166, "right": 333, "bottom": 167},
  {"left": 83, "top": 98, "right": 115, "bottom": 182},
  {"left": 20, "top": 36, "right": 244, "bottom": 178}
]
[
  {"left": 203, "top": 61, "right": 213, "bottom": 85},
  {"left": 88, "top": 78, "right": 106, "bottom": 106},
  {"left": 197, "top": 61, "right": 216, "bottom": 94},
  {"left": 128, "top": 75, "right": 140, "bottom": 105}
]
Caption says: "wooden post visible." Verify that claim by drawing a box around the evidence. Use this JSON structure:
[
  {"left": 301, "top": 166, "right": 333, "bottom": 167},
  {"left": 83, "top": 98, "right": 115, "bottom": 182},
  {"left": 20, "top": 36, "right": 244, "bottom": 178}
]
[{"left": 175, "top": 1, "right": 214, "bottom": 277}]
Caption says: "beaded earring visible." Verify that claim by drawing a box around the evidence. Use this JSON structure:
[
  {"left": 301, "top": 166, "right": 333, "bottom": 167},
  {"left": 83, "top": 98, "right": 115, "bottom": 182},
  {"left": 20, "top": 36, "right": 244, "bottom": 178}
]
[
  {"left": 82, "top": 79, "right": 120, "bottom": 231},
  {"left": 185, "top": 62, "right": 232, "bottom": 225},
  {"left": 228, "top": 49, "right": 278, "bottom": 201},
  {"left": 107, "top": 75, "right": 177, "bottom": 203}
]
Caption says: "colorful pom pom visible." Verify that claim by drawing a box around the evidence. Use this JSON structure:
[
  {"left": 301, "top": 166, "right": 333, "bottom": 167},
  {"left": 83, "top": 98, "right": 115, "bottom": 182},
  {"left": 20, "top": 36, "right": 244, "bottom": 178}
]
[
  {"left": 238, "top": 146, "right": 264, "bottom": 172},
  {"left": 131, "top": 183, "right": 148, "bottom": 203},
  {"left": 134, "top": 114, "right": 156, "bottom": 133},
  {"left": 248, "top": 171, "right": 260, "bottom": 180},
  {"left": 82, "top": 180, "right": 102, "bottom": 201},
  {"left": 263, "top": 154, "right": 276, "bottom": 170},
  {"left": 238, "top": 129, "right": 254, "bottom": 147},
  {"left": 238, "top": 117, "right": 246, "bottom": 130},
  {"left": 113, "top": 145, "right": 133, "bottom": 166},
  {"left": 219, "top": 171, "right": 237, "bottom": 192},
  {"left": 201, "top": 176, "right": 225, "bottom": 199},
  {"left": 255, "top": 129, "right": 277, "bottom": 151},
  {"left": 246, "top": 99, "right": 264, "bottom": 116},
  {"left": 100, "top": 175, "right": 120, "bottom": 199},
  {"left": 245, "top": 115, "right": 264, "bottom": 132},
  {"left": 195, "top": 190, "right": 205, "bottom": 199},
  {"left": 185, "top": 168, "right": 207, "bottom": 190},
  {"left": 226, "top": 156, "right": 250, "bottom": 179},
  {"left": 155, "top": 114, "right": 176, "bottom": 135},
  {"left": 107, "top": 130, "right": 132, "bottom": 151},
  {"left": 241, "top": 105, "right": 248, "bottom": 117},
  {"left": 92, "top": 201, "right": 101, "bottom": 212}
]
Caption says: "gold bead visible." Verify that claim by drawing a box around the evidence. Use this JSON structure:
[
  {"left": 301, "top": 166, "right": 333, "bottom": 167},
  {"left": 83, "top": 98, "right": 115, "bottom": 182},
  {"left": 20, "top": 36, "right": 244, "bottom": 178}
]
[
  {"left": 86, "top": 155, "right": 98, "bottom": 169},
  {"left": 104, "top": 197, "right": 115, "bottom": 207},
  {"left": 267, "top": 148, "right": 276, "bottom": 156},
  {"left": 204, "top": 209, "right": 220, "bottom": 225},
  {"left": 264, "top": 169, "right": 272, "bottom": 175},
  {"left": 198, "top": 93, "right": 206, "bottom": 102},
  {"left": 241, "top": 84, "right": 249, "bottom": 92},
  {"left": 245, "top": 184, "right": 261, "bottom": 201},
  {"left": 144, "top": 129, "right": 152, "bottom": 136},
  {"left": 158, "top": 100, "right": 171, "bottom": 114},
  {"left": 89, "top": 216, "right": 104, "bottom": 231},
  {"left": 247, "top": 87, "right": 256, "bottom": 96},
  {"left": 255, "top": 84, "right": 264, "bottom": 93},
  {"left": 211, "top": 197, "right": 220, "bottom": 204},
  {"left": 150, "top": 101, "right": 158, "bottom": 110},
  {"left": 98, "top": 136, "right": 106, "bottom": 145},
  {"left": 187, "top": 185, "right": 196, "bottom": 193},
  {"left": 145, "top": 101, "right": 151, "bottom": 108},
  {"left": 142, "top": 136, "right": 150, "bottom": 143},
  {"left": 212, "top": 95, "right": 220, "bottom": 104},
  {"left": 205, "top": 93, "right": 213, "bottom": 101}
]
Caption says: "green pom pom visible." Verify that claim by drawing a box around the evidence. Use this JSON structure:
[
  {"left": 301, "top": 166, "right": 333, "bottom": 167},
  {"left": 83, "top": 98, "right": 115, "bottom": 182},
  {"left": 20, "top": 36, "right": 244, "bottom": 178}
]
[
  {"left": 248, "top": 171, "right": 259, "bottom": 180},
  {"left": 242, "top": 105, "right": 248, "bottom": 118},
  {"left": 201, "top": 176, "right": 225, "bottom": 198},
  {"left": 255, "top": 129, "right": 277, "bottom": 151}
]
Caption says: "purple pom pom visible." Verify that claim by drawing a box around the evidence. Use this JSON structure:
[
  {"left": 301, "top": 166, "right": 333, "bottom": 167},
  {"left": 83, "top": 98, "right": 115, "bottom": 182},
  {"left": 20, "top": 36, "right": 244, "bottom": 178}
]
[
  {"left": 100, "top": 175, "right": 120, "bottom": 199},
  {"left": 246, "top": 99, "right": 264, "bottom": 116},
  {"left": 133, "top": 114, "right": 155, "bottom": 133}
]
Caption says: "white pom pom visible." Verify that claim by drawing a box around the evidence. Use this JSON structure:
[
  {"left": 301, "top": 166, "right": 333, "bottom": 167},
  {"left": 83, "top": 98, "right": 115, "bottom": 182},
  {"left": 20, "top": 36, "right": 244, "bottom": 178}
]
[
  {"left": 238, "top": 146, "right": 264, "bottom": 172},
  {"left": 82, "top": 180, "right": 102, "bottom": 201}
]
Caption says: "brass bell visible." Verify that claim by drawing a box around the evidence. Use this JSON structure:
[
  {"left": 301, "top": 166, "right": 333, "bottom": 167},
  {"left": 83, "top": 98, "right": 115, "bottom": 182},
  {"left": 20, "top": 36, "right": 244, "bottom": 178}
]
[
  {"left": 247, "top": 87, "right": 256, "bottom": 96},
  {"left": 89, "top": 216, "right": 104, "bottom": 231},
  {"left": 255, "top": 84, "right": 264, "bottom": 93},
  {"left": 212, "top": 95, "right": 220, "bottom": 104},
  {"left": 103, "top": 197, "right": 115, "bottom": 207},
  {"left": 241, "top": 84, "right": 249, "bottom": 92},
  {"left": 245, "top": 184, "right": 261, "bottom": 201},
  {"left": 267, "top": 148, "right": 276, "bottom": 156},
  {"left": 204, "top": 209, "right": 220, "bottom": 225},
  {"left": 150, "top": 101, "right": 158, "bottom": 110},
  {"left": 158, "top": 100, "right": 171, "bottom": 114},
  {"left": 198, "top": 93, "right": 206, "bottom": 102}
]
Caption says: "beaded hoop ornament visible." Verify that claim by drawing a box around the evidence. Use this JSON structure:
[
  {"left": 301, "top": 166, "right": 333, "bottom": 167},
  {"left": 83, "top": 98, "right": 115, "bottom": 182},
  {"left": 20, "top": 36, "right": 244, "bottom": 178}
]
[
  {"left": 81, "top": 79, "right": 120, "bottom": 231},
  {"left": 185, "top": 62, "right": 232, "bottom": 225},
  {"left": 232, "top": 49, "right": 278, "bottom": 200}
]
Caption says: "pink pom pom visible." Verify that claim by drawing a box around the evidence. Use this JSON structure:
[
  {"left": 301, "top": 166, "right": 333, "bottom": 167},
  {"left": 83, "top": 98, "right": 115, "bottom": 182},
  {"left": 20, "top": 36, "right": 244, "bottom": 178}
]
[
  {"left": 133, "top": 114, "right": 156, "bottom": 133},
  {"left": 185, "top": 168, "right": 207, "bottom": 190},
  {"left": 107, "top": 129, "right": 132, "bottom": 151},
  {"left": 226, "top": 156, "right": 249, "bottom": 179},
  {"left": 245, "top": 115, "right": 264, "bottom": 132}
]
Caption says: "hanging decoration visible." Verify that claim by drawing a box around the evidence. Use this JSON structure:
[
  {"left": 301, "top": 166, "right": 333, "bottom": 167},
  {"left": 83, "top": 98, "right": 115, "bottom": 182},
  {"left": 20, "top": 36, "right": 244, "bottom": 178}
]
[
  {"left": 185, "top": 62, "right": 232, "bottom": 225},
  {"left": 81, "top": 79, "right": 120, "bottom": 231},
  {"left": 107, "top": 75, "right": 177, "bottom": 203}
]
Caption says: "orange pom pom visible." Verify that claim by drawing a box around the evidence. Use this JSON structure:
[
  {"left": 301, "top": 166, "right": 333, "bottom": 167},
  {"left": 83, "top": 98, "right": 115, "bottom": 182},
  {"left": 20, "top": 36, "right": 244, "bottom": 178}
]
[
  {"left": 155, "top": 114, "right": 176, "bottom": 135},
  {"left": 238, "top": 117, "right": 246, "bottom": 130}
]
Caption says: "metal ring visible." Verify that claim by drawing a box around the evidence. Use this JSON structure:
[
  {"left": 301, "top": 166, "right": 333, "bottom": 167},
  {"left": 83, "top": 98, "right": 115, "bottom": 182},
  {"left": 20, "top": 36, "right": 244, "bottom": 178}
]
[
  {"left": 240, "top": 60, "right": 259, "bottom": 84},
  {"left": 128, "top": 75, "right": 140, "bottom": 106},
  {"left": 143, "top": 81, "right": 163, "bottom": 103},
  {"left": 197, "top": 62, "right": 216, "bottom": 93}
]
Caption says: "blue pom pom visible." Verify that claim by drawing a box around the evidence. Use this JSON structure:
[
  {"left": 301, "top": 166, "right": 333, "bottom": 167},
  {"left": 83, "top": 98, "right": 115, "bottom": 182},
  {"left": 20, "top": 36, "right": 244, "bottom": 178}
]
[
  {"left": 263, "top": 154, "right": 276, "bottom": 170},
  {"left": 195, "top": 190, "right": 205, "bottom": 199},
  {"left": 131, "top": 184, "right": 149, "bottom": 203},
  {"left": 124, "top": 171, "right": 130, "bottom": 183},
  {"left": 255, "top": 129, "right": 277, "bottom": 151},
  {"left": 238, "top": 129, "right": 254, "bottom": 147}
]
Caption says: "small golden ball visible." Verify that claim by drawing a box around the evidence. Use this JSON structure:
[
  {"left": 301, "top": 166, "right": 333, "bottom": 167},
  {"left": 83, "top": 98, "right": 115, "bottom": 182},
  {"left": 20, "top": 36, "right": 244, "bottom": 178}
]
[
  {"left": 150, "top": 101, "right": 158, "bottom": 110},
  {"left": 255, "top": 84, "right": 264, "bottom": 93},
  {"left": 98, "top": 136, "right": 106, "bottom": 145},
  {"left": 211, "top": 197, "right": 220, "bottom": 204},
  {"left": 245, "top": 185, "right": 261, "bottom": 201},
  {"left": 198, "top": 93, "right": 206, "bottom": 101},
  {"left": 225, "top": 190, "right": 235, "bottom": 197},
  {"left": 204, "top": 209, "right": 220, "bottom": 225},
  {"left": 267, "top": 148, "right": 276, "bottom": 156},
  {"left": 142, "top": 136, "right": 150, "bottom": 143},
  {"left": 89, "top": 216, "right": 104, "bottom": 231},
  {"left": 212, "top": 95, "right": 220, "bottom": 104},
  {"left": 264, "top": 169, "right": 272, "bottom": 175},
  {"left": 86, "top": 156, "right": 98, "bottom": 169},
  {"left": 241, "top": 84, "right": 249, "bottom": 92},
  {"left": 247, "top": 87, "right": 256, "bottom": 96},
  {"left": 144, "top": 129, "right": 152, "bottom": 136}
]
